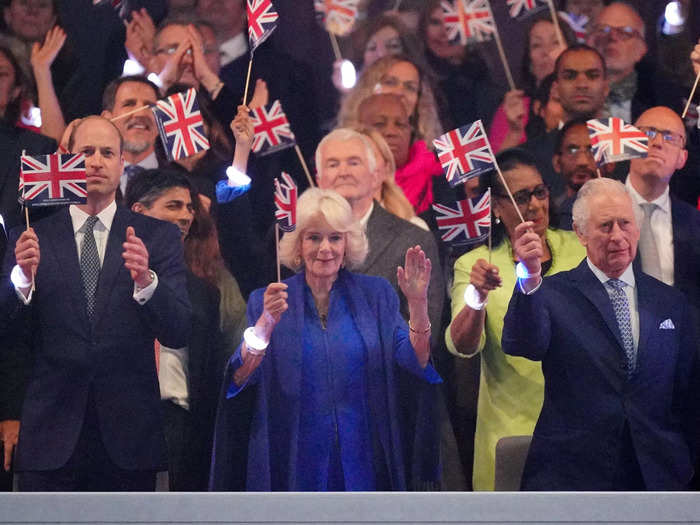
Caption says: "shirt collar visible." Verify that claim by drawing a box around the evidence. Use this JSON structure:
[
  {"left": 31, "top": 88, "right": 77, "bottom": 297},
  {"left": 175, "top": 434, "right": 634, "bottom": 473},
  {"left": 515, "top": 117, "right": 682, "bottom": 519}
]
[
  {"left": 625, "top": 175, "right": 670, "bottom": 214},
  {"left": 219, "top": 33, "right": 248, "bottom": 67},
  {"left": 359, "top": 201, "right": 374, "bottom": 229},
  {"left": 69, "top": 200, "right": 117, "bottom": 234},
  {"left": 586, "top": 257, "right": 636, "bottom": 289}
]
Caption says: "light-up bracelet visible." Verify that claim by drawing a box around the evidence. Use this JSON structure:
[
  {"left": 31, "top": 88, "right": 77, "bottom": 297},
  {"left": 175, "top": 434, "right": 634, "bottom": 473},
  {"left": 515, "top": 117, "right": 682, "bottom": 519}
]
[
  {"left": 464, "top": 284, "right": 487, "bottom": 311},
  {"left": 243, "top": 327, "right": 268, "bottom": 356},
  {"left": 515, "top": 262, "right": 541, "bottom": 280},
  {"left": 10, "top": 265, "right": 32, "bottom": 289}
]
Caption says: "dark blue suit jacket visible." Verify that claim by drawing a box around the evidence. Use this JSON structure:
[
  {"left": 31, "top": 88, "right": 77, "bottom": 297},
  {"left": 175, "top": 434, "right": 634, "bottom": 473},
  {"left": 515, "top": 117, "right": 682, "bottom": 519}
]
[
  {"left": 502, "top": 260, "right": 700, "bottom": 490},
  {"left": 0, "top": 206, "right": 191, "bottom": 472}
]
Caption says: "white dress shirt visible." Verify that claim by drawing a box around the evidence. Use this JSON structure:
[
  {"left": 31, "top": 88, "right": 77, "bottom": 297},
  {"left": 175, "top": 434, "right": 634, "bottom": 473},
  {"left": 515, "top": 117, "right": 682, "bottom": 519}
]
[
  {"left": 626, "top": 177, "right": 674, "bottom": 285},
  {"left": 158, "top": 344, "right": 190, "bottom": 410},
  {"left": 219, "top": 33, "right": 248, "bottom": 67},
  {"left": 587, "top": 259, "right": 639, "bottom": 349}
]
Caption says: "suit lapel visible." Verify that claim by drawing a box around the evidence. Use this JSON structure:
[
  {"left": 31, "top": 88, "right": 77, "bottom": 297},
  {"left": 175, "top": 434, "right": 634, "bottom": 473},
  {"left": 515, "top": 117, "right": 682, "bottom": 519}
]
[
  {"left": 93, "top": 207, "right": 128, "bottom": 323},
  {"left": 671, "top": 197, "right": 688, "bottom": 286},
  {"left": 635, "top": 272, "right": 655, "bottom": 372}
]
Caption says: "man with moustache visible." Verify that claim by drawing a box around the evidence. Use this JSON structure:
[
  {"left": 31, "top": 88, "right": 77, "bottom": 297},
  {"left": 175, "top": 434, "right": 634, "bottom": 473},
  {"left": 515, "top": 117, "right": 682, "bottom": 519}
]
[
  {"left": 551, "top": 119, "right": 597, "bottom": 230},
  {"left": 502, "top": 178, "right": 700, "bottom": 490},
  {"left": 0, "top": 116, "right": 191, "bottom": 491},
  {"left": 101, "top": 76, "right": 161, "bottom": 194}
]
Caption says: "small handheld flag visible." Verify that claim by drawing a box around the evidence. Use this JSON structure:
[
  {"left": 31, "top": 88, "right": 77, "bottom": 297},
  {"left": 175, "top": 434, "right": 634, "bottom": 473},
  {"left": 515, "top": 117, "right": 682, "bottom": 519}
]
[
  {"left": 314, "top": 0, "right": 359, "bottom": 36},
  {"left": 152, "top": 88, "right": 210, "bottom": 161},
  {"left": 441, "top": 0, "right": 495, "bottom": 45},
  {"left": 432, "top": 190, "right": 491, "bottom": 246},
  {"left": 433, "top": 120, "right": 495, "bottom": 188},
  {"left": 586, "top": 118, "right": 648, "bottom": 165},
  {"left": 506, "top": 0, "right": 547, "bottom": 19},
  {"left": 19, "top": 153, "right": 87, "bottom": 207},
  {"left": 251, "top": 100, "right": 297, "bottom": 156},
  {"left": 247, "top": 0, "right": 279, "bottom": 52},
  {"left": 274, "top": 172, "right": 297, "bottom": 232}
]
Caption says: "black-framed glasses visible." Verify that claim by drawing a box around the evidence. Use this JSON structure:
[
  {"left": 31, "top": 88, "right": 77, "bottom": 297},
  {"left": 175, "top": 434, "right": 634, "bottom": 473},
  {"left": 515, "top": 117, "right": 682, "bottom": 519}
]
[
  {"left": 497, "top": 184, "right": 549, "bottom": 207},
  {"left": 562, "top": 144, "right": 594, "bottom": 157},
  {"left": 590, "top": 25, "right": 643, "bottom": 42},
  {"left": 638, "top": 126, "right": 685, "bottom": 148}
]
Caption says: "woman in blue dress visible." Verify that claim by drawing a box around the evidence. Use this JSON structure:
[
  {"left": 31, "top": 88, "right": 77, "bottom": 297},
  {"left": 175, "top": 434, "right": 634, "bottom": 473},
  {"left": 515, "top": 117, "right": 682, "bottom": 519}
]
[{"left": 210, "top": 188, "right": 442, "bottom": 491}]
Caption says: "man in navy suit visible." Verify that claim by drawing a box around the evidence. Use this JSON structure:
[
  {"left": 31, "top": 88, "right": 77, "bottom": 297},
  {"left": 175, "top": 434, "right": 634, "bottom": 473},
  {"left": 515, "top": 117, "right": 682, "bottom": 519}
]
[
  {"left": 502, "top": 178, "right": 700, "bottom": 490},
  {"left": 0, "top": 116, "right": 191, "bottom": 491}
]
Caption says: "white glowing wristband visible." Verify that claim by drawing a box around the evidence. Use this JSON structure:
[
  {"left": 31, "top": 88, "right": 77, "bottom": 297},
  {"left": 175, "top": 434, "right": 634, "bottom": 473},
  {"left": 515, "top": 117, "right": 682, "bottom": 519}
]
[
  {"left": 243, "top": 327, "right": 269, "bottom": 355},
  {"left": 11, "top": 265, "right": 31, "bottom": 289},
  {"left": 516, "top": 262, "right": 541, "bottom": 280},
  {"left": 464, "top": 284, "right": 487, "bottom": 311},
  {"left": 226, "top": 166, "right": 251, "bottom": 187}
]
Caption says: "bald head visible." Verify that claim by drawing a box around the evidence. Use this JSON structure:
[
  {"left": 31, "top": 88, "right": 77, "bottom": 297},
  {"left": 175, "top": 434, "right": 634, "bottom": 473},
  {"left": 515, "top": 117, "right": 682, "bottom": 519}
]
[{"left": 69, "top": 115, "right": 124, "bottom": 154}]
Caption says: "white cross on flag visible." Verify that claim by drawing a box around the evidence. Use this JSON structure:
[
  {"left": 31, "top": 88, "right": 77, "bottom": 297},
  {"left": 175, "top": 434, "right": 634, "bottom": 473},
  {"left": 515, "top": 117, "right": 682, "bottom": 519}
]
[
  {"left": 19, "top": 153, "right": 87, "bottom": 207},
  {"left": 247, "top": 0, "right": 279, "bottom": 52},
  {"left": 432, "top": 190, "right": 491, "bottom": 246},
  {"left": 506, "top": 0, "right": 547, "bottom": 19},
  {"left": 441, "top": 0, "right": 495, "bottom": 45},
  {"left": 251, "top": 100, "right": 297, "bottom": 156},
  {"left": 433, "top": 120, "right": 495, "bottom": 188},
  {"left": 586, "top": 118, "right": 648, "bottom": 165}
]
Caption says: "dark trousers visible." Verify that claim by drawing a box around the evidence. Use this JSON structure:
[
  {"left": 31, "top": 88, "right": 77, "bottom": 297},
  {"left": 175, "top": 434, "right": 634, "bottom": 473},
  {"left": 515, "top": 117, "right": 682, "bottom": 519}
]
[
  {"left": 162, "top": 400, "right": 200, "bottom": 491},
  {"left": 0, "top": 444, "right": 12, "bottom": 491},
  {"left": 613, "top": 423, "right": 646, "bottom": 491},
  {"left": 19, "top": 391, "right": 156, "bottom": 492}
]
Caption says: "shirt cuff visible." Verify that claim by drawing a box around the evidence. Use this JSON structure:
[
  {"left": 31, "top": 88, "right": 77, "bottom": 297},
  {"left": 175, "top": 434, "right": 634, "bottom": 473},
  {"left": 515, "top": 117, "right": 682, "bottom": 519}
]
[
  {"left": 517, "top": 276, "right": 543, "bottom": 295},
  {"left": 133, "top": 270, "right": 158, "bottom": 304},
  {"left": 11, "top": 265, "right": 33, "bottom": 304}
]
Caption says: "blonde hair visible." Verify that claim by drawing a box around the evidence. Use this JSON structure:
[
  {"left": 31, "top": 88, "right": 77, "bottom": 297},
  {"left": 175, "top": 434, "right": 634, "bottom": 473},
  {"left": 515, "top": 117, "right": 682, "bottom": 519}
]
[
  {"left": 337, "top": 54, "right": 443, "bottom": 146},
  {"left": 278, "top": 188, "right": 369, "bottom": 272},
  {"left": 350, "top": 124, "right": 416, "bottom": 222}
]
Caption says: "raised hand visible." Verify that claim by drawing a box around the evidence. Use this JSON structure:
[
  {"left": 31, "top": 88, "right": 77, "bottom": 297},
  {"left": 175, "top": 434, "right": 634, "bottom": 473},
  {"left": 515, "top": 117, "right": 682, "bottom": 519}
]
[
  {"left": 692, "top": 39, "right": 700, "bottom": 76},
  {"left": 469, "top": 258, "right": 502, "bottom": 302},
  {"left": 503, "top": 89, "right": 526, "bottom": 133},
  {"left": 122, "top": 226, "right": 152, "bottom": 288},
  {"left": 186, "top": 25, "right": 219, "bottom": 91},
  {"left": 513, "top": 221, "right": 543, "bottom": 276},
  {"left": 397, "top": 245, "right": 431, "bottom": 303},
  {"left": 125, "top": 8, "right": 156, "bottom": 68},
  {"left": 152, "top": 38, "right": 192, "bottom": 89},
  {"left": 249, "top": 78, "right": 269, "bottom": 110},
  {"left": 230, "top": 104, "right": 255, "bottom": 149},
  {"left": 30, "top": 26, "right": 66, "bottom": 75},
  {"left": 14, "top": 228, "right": 40, "bottom": 289},
  {"left": 261, "top": 282, "right": 288, "bottom": 326},
  {"left": 0, "top": 420, "right": 19, "bottom": 471}
]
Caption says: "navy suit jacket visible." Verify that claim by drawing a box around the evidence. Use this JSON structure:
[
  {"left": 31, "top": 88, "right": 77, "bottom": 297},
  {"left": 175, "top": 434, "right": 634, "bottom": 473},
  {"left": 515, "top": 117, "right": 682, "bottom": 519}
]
[
  {"left": 502, "top": 260, "right": 700, "bottom": 490},
  {"left": 670, "top": 196, "right": 700, "bottom": 323},
  {"left": 0, "top": 206, "right": 191, "bottom": 471}
]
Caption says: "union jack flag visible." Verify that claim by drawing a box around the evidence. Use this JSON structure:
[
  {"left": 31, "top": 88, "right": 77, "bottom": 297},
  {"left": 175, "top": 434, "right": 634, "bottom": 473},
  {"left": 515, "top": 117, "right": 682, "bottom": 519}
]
[
  {"left": 506, "top": 0, "right": 547, "bottom": 19},
  {"left": 152, "top": 88, "right": 210, "bottom": 161},
  {"left": 433, "top": 120, "right": 495, "bottom": 187},
  {"left": 314, "top": 0, "right": 359, "bottom": 36},
  {"left": 247, "top": 0, "right": 279, "bottom": 52},
  {"left": 432, "top": 190, "right": 491, "bottom": 246},
  {"left": 251, "top": 100, "right": 297, "bottom": 156},
  {"left": 19, "top": 153, "right": 87, "bottom": 207},
  {"left": 93, "top": 0, "right": 128, "bottom": 19},
  {"left": 441, "top": 0, "right": 495, "bottom": 45},
  {"left": 586, "top": 118, "right": 648, "bottom": 165},
  {"left": 559, "top": 11, "right": 588, "bottom": 42},
  {"left": 274, "top": 172, "right": 297, "bottom": 232}
]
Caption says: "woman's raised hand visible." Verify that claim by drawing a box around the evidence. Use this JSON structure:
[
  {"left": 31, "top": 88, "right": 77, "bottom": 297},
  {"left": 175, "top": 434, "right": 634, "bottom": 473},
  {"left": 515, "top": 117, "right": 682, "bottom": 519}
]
[{"left": 397, "top": 245, "right": 431, "bottom": 302}]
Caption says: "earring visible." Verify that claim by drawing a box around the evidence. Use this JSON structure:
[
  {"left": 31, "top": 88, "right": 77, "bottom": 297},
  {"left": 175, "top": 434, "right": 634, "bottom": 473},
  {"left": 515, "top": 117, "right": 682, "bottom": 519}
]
[
  {"left": 293, "top": 255, "right": 302, "bottom": 268},
  {"left": 494, "top": 216, "right": 501, "bottom": 225}
]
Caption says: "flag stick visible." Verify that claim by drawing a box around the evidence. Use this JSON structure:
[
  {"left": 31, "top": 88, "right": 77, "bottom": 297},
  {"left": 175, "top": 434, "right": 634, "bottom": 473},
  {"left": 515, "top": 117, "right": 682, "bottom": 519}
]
[
  {"left": 275, "top": 223, "right": 281, "bottom": 283},
  {"left": 596, "top": 167, "right": 602, "bottom": 178},
  {"left": 243, "top": 58, "right": 254, "bottom": 106},
  {"left": 482, "top": 131, "right": 526, "bottom": 223},
  {"left": 294, "top": 145, "right": 316, "bottom": 187},
  {"left": 486, "top": 0, "right": 515, "bottom": 90},
  {"left": 487, "top": 187, "right": 492, "bottom": 265},
  {"left": 329, "top": 32, "right": 342, "bottom": 62},
  {"left": 110, "top": 104, "right": 152, "bottom": 122},
  {"left": 682, "top": 71, "right": 700, "bottom": 119},
  {"left": 21, "top": 149, "right": 35, "bottom": 291},
  {"left": 545, "top": 0, "right": 565, "bottom": 49}
]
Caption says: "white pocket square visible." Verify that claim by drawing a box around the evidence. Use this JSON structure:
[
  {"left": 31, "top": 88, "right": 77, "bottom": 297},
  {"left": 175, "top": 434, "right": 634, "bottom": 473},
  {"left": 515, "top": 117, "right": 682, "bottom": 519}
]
[{"left": 659, "top": 319, "right": 675, "bottom": 330}]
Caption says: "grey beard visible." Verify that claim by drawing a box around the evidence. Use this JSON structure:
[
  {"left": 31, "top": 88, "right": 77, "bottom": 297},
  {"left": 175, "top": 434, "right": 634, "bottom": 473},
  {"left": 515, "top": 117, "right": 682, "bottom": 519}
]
[{"left": 124, "top": 140, "right": 152, "bottom": 155}]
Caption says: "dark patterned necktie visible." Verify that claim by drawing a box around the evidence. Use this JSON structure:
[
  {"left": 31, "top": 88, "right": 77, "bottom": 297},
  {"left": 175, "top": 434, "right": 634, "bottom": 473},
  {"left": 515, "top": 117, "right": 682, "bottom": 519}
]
[
  {"left": 80, "top": 216, "right": 100, "bottom": 319},
  {"left": 606, "top": 278, "right": 636, "bottom": 377}
]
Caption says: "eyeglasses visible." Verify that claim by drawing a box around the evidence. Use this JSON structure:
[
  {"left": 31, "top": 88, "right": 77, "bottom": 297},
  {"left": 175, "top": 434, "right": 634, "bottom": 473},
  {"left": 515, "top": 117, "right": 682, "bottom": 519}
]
[
  {"left": 562, "top": 144, "right": 594, "bottom": 157},
  {"left": 590, "top": 25, "right": 643, "bottom": 42},
  {"left": 497, "top": 184, "right": 549, "bottom": 207},
  {"left": 637, "top": 126, "right": 685, "bottom": 148}
]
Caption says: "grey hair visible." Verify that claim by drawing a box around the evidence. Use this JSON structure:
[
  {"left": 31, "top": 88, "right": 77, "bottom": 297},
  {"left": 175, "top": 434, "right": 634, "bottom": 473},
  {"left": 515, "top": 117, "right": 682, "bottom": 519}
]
[
  {"left": 572, "top": 178, "right": 632, "bottom": 234},
  {"left": 315, "top": 128, "right": 378, "bottom": 180},
  {"left": 278, "top": 188, "right": 369, "bottom": 272}
]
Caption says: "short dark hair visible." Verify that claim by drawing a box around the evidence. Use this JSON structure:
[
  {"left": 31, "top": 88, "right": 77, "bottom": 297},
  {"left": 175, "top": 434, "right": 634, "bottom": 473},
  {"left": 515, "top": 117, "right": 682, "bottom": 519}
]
[
  {"left": 67, "top": 115, "right": 125, "bottom": 154},
  {"left": 124, "top": 168, "right": 195, "bottom": 210},
  {"left": 554, "top": 43, "right": 607, "bottom": 78},
  {"left": 554, "top": 118, "right": 590, "bottom": 154},
  {"left": 102, "top": 75, "right": 160, "bottom": 112}
]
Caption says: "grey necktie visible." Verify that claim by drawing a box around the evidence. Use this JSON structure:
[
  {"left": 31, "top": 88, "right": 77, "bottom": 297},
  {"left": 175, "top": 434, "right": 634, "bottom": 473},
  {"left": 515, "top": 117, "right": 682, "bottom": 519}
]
[
  {"left": 606, "top": 279, "right": 636, "bottom": 377},
  {"left": 80, "top": 216, "right": 100, "bottom": 319},
  {"left": 638, "top": 202, "right": 662, "bottom": 281}
]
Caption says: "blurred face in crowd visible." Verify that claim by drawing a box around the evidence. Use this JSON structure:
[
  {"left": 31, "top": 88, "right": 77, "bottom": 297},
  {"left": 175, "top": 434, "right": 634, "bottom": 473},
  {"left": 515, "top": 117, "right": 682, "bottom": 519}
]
[
  {"left": 554, "top": 49, "right": 608, "bottom": 121},
  {"left": 588, "top": 3, "right": 646, "bottom": 80},
  {"left": 377, "top": 60, "right": 420, "bottom": 117},
  {"left": 575, "top": 191, "right": 639, "bottom": 279},
  {"left": 533, "top": 88, "right": 564, "bottom": 131},
  {"left": 133, "top": 186, "right": 194, "bottom": 239},
  {"left": 529, "top": 20, "right": 560, "bottom": 85},
  {"left": 318, "top": 137, "right": 377, "bottom": 212},
  {"left": 197, "top": 23, "right": 222, "bottom": 76},
  {"left": 300, "top": 217, "right": 347, "bottom": 281},
  {"left": 424, "top": 6, "right": 465, "bottom": 62},
  {"left": 364, "top": 25, "right": 402, "bottom": 68},
  {"left": 358, "top": 94, "right": 412, "bottom": 169},
  {"left": 630, "top": 107, "right": 687, "bottom": 185},
  {"left": 565, "top": 0, "right": 604, "bottom": 20},
  {"left": 72, "top": 117, "right": 124, "bottom": 202},
  {"left": 103, "top": 81, "right": 158, "bottom": 159},
  {"left": 495, "top": 164, "right": 549, "bottom": 240},
  {"left": 197, "top": 0, "right": 246, "bottom": 37},
  {"left": 0, "top": 51, "right": 20, "bottom": 119},
  {"left": 152, "top": 24, "right": 197, "bottom": 87},
  {"left": 3, "top": 0, "right": 56, "bottom": 42},
  {"left": 553, "top": 123, "right": 596, "bottom": 195}
]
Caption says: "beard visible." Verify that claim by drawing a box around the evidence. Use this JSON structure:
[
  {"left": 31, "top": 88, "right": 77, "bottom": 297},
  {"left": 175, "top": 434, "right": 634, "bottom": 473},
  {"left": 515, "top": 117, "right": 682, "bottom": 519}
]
[{"left": 124, "top": 139, "right": 152, "bottom": 155}]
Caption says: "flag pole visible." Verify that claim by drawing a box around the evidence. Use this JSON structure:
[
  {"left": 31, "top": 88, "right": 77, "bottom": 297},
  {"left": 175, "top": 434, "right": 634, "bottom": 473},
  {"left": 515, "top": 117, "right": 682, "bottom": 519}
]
[
  {"left": 275, "top": 223, "right": 281, "bottom": 283},
  {"left": 294, "top": 145, "right": 315, "bottom": 187},
  {"left": 487, "top": 187, "right": 492, "bottom": 265},
  {"left": 485, "top": 0, "right": 515, "bottom": 91},
  {"left": 110, "top": 104, "right": 152, "bottom": 122},
  {"left": 596, "top": 167, "right": 602, "bottom": 178},
  {"left": 682, "top": 71, "right": 700, "bottom": 119},
  {"left": 243, "top": 57, "right": 254, "bottom": 106},
  {"left": 329, "top": 32, "right": 342, "bottom": 62},
  {"left": 482, "top": 134, "right": 526, "bottom": 223},
  {"left": 21, "top": 150, "right": 35, "bottom": 291},
  {"left": 545, "top": 0, "right": 565, "bottom": 49}
]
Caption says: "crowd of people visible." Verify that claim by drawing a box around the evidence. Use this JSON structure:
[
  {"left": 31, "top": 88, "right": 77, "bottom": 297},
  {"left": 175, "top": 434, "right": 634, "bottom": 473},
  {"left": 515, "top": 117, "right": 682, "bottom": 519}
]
[{"left": 0, "top": 0, "right": 699, "bottom": 492}]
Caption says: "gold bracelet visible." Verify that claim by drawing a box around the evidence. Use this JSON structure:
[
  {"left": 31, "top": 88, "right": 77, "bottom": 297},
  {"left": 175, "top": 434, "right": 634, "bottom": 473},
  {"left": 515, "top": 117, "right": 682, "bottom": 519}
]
[{"left": 408, "top": 320, "right": 431, "bottom": 334}]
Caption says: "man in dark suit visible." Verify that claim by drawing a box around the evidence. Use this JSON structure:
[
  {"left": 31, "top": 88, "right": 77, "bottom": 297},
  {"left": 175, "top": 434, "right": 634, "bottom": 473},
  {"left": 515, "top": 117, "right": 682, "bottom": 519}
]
[
  {"left": 315, "top": 128, "right": 444, "bottom": 347},
  {"left": 125, "top": 168, "right": 225, "bottom": 491},
  {"left": 624, "top": 106, "right": 700, "bottom": 323},
  {"left": 0, "top": 116, "right": 191, "bottom": 491},
  {"left": 501, "top": 178, "right": 700, "bottom": 490}
]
